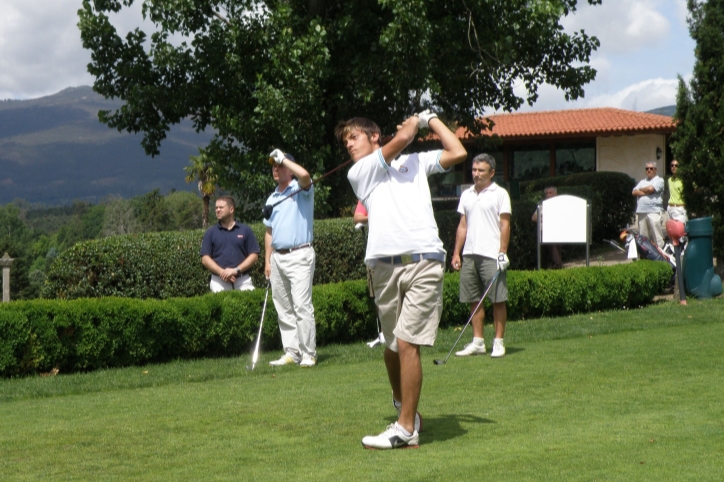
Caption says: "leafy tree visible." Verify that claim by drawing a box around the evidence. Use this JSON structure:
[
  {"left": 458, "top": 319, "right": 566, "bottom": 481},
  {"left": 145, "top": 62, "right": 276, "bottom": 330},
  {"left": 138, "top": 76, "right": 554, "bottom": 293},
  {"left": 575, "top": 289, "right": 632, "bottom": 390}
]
[
  {"left": 671, "top": 0, "right": 724, "bottom": 259},
  {"left": 0, "top": 204, "right": 34, "bottom": 299},
  {"left": 184, "top": 148, "right": 218, "bottom": 228},
  {"left": 101, "top": 196, "right": 139, "bottom": 236},
  {"left": 165, "top": 190, "right": 204, "bottom": 230},
  {"left": 132, "top": 189, "right": 173, "bottom": 232},
  {"left": 78, "top": 0, "right": 600, "bottom": 218}
]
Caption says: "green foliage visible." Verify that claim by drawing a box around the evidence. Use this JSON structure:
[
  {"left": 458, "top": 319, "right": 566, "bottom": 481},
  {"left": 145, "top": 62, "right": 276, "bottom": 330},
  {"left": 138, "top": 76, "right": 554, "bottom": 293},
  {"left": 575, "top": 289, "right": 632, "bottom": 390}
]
[
  {"left": 670, "top": 0, "right": 724, "bottom": 260},
  {"left": 3, "top": 260, "right": 670, "bottom": 377},
  {"left": 0, "top": 204, "right": 34, "bottom": 299},
  {"left": 42, "top": 218, "right": 370, "bottom": 299},
  {"left": 78, "top": 0, "right": 601, "bottom": 219}
]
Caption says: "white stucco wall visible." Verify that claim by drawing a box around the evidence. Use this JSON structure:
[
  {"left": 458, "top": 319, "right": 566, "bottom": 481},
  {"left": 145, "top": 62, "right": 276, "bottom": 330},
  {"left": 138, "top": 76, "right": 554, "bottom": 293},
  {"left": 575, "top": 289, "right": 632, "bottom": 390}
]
[{"left": 597, "top": 134, "right": 666, "bottom": 182}]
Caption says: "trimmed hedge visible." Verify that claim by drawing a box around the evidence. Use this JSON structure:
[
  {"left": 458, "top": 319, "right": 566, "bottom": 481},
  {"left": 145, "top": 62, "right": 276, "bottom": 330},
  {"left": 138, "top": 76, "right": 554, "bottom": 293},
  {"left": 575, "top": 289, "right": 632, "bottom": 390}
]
[
  {"left": 4, "top": 261, "right": 671, "bottom": 377},
  {"left": 42, "top": 219, "right": 368, "bottom": 300}
]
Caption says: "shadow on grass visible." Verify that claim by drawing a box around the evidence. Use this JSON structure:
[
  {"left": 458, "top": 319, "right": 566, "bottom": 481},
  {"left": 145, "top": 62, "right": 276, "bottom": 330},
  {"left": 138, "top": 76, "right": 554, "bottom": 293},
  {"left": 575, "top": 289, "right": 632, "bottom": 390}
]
[{"left": 384, "top": 413, "right": 494, "bottom": 444}]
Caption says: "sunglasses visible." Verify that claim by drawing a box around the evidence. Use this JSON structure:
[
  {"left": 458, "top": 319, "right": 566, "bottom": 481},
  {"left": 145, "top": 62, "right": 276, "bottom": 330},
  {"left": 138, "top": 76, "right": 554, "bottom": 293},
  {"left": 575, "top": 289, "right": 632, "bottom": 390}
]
[
  {"left": 671, "top": 164, "right": 679, "bottom": 167},
  {"left": 645, "top": 167, "right": 655, "bottom": 171}
]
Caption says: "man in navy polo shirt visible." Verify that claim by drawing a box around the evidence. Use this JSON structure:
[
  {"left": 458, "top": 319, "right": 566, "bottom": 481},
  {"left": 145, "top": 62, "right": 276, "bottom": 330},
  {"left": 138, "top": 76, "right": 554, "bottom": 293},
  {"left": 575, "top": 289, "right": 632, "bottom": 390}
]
[
  {"left": 264, "top": 150, "right": 317, "bottom": 368},
  {"left": 200, "top": 196, "right": 260, "bottom": 292}
]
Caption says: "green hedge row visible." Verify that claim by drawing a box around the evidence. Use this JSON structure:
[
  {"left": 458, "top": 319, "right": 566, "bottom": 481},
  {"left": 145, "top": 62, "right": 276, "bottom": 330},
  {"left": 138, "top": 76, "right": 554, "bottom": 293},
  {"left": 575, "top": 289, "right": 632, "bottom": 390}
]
[
  {"left": 42, "top": 171, "right": 636, "bottom": 300},
  {"left": 3, "top": 261, "right": 671, "bottom": 377}
]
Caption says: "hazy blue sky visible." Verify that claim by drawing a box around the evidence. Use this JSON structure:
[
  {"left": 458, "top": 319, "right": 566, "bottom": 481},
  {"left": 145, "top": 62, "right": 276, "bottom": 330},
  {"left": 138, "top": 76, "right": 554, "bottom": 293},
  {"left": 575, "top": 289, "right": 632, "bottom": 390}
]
[{"left": 0, "top": 0, "right": 695, "bottom": 113}]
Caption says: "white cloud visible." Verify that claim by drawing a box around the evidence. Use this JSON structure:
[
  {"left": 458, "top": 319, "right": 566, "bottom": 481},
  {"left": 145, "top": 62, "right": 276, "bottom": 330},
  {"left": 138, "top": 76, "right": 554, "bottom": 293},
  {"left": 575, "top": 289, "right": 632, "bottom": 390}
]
[
  {"left": 585, "top": 77, "right": 679, "bottom": 111},
  {"left": 563, "top": 0, "right": 670, "bottom": 53},
  {"left": 0, "top": 0, "right": 169, "bottom": 100}
]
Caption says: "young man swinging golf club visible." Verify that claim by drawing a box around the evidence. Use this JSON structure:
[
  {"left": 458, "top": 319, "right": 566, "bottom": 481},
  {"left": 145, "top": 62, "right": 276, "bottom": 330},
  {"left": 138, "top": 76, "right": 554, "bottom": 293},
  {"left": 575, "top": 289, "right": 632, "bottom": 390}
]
[{"left": 337, "top": 111, "right": 466, "bottom": 449}]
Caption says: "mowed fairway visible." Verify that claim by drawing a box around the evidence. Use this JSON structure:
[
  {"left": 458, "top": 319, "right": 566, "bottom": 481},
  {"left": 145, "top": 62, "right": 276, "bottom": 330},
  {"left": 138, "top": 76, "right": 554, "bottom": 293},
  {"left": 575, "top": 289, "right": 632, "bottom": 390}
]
[{"left": 1, "top": 299, "right": 723, "bottom": 481}]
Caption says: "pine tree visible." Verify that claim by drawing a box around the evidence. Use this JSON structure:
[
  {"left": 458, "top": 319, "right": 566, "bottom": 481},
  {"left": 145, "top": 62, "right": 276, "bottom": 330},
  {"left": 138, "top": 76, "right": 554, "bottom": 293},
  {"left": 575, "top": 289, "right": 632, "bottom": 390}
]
[{"left": 671, "top": 0, "right": 724, "bottom": 258}]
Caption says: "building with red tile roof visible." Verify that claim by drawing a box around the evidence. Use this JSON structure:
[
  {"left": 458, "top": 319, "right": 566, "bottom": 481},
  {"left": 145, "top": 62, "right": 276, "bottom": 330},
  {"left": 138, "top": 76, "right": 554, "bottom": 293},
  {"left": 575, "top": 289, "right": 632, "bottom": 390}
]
[{"left": 432, "top": 108, "right": 677, "bottom": 198}]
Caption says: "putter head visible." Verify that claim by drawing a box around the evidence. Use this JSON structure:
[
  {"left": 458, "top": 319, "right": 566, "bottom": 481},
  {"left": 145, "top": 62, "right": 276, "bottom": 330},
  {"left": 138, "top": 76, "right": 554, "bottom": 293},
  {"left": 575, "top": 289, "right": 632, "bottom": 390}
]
[{"left": 433, "top": 359, "right": 445, "bottom": 365}]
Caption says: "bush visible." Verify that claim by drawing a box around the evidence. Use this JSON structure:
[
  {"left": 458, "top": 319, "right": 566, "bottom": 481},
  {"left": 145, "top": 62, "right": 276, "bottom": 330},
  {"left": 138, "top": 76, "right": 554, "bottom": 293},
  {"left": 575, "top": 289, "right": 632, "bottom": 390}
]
[
  {"left": 43, "top": 170, "right": 639, "bottom": 300},
  {"left": 43, "top": 219, "right": 368, "bottom": 300},
  {"left": 4, "top": 261, "right": 671, "bottom": 376}
]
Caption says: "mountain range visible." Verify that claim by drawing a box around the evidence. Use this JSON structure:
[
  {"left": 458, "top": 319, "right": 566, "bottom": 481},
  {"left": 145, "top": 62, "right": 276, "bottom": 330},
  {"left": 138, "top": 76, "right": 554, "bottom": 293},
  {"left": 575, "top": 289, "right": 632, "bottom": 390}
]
[
  {"left": 0, "top": 86, "right": 676, "bottom": 206},
  {"left": 0, "top": 86, "right": 213, "bottom": 205}
]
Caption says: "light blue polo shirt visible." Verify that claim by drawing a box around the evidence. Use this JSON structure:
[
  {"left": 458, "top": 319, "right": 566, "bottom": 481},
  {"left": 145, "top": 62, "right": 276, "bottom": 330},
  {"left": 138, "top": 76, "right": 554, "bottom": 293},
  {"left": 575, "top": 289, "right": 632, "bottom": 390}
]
[{"left": 263, "top": 179, "right": 314, "bottom": 250}]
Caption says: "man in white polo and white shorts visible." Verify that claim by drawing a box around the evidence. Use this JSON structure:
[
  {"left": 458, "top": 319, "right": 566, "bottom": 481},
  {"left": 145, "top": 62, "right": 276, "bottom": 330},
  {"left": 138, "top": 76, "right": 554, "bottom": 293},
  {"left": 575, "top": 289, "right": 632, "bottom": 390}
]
[
  {"left": 451, "top": 153, "right": 511, "bottom": 358},
  {"left": 336, "top": 110, "right": 467, "bottom": 450}
]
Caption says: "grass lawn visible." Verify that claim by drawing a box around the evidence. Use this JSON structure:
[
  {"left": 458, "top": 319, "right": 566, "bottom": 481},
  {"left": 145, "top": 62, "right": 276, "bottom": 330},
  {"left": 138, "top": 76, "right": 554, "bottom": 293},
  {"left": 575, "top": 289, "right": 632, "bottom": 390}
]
[{"left": 1, "top": 298, "right": 723, "bottom": 481}]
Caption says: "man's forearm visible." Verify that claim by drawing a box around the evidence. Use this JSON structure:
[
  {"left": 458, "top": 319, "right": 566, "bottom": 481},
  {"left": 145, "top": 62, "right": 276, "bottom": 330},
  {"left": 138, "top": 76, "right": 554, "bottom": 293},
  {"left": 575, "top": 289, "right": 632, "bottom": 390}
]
[{"left": 237, "top": 253, "right": 259, "bottom": 273}]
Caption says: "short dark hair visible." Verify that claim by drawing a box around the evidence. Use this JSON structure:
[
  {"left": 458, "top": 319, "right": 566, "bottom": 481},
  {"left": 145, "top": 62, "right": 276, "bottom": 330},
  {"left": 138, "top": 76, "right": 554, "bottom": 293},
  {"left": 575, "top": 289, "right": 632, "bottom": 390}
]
[
  {"left": 216, "top": 196, "right": 235, "bottom": 210},
  {"left": 335, "top": 117, "right": 381, "bottom": 143}
]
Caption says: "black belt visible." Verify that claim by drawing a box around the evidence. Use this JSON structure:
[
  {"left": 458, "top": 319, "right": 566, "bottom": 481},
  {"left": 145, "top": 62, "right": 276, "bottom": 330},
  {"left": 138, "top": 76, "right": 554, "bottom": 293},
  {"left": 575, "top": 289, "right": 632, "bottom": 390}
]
[
  {"left": 276, "top": 243, "right": 312, "bottom": 254},
  {"left": 376, "top": 252, "right": 445, "bottom": 265}
]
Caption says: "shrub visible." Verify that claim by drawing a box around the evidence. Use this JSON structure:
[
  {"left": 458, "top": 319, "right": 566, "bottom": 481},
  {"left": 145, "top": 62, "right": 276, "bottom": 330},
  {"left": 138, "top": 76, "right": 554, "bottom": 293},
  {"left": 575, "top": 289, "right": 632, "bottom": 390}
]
[
  {"left": 43, "top": 170, "right": 638, "bottom": 300},
  {"left": 4, "top": 261, "right": 671, "bottom": 377}
]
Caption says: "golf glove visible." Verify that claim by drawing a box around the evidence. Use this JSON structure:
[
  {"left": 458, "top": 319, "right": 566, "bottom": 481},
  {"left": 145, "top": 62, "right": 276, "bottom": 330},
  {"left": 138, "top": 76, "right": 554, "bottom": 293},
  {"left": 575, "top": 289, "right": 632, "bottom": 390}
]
[
  {"left": 269, "top": 149, "right": 285, "bottom": 165},
  {"left": 416, "top": 109, "right": 438, "bottom": 129},
  {"left": 497, "top": 252, "right": 510, "bottom": 271}
]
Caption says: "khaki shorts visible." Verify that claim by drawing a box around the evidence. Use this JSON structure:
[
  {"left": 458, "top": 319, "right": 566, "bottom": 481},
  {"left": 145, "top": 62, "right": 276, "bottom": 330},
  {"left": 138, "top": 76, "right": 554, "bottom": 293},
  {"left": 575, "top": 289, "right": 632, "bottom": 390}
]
[
  {"left": 371, "top": 259, "right": 444, "bottom": 352},
  {"left": 459, "top": 255, "right": 507, "bottom": 304}
]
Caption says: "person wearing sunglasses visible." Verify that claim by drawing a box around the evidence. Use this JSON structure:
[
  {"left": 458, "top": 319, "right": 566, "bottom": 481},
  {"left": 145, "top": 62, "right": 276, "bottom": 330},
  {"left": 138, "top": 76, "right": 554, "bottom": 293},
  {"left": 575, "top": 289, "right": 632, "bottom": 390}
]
[
  {"left": 632, "top": 162, "right": 665, "bottom": 248},
  {"left": 667, "top": 160, "right": 688, "bottom": 224}
]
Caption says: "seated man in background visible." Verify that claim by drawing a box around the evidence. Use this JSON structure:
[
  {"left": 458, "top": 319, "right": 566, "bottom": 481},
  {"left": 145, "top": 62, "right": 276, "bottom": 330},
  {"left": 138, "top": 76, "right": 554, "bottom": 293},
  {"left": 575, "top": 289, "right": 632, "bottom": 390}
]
[{"left": 200, "top": 196, "right": 260, "bottom": 292}]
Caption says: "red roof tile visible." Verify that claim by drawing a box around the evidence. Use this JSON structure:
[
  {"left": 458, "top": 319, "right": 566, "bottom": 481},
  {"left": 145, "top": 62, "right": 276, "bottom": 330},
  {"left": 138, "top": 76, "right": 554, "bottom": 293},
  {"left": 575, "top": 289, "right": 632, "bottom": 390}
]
[{"left": 456, "top": 107, "right": 677, "bottom": 140}]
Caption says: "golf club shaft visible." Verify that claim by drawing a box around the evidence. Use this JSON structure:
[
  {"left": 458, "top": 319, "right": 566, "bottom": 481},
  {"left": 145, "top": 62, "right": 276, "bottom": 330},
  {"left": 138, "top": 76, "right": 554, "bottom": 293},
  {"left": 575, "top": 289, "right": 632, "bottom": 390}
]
[
  {"left": 438, "top": 271, "right": 501, "bottom": 364},
  {"left": 251, "top": 280, "right": 271, "bottom": 369}
]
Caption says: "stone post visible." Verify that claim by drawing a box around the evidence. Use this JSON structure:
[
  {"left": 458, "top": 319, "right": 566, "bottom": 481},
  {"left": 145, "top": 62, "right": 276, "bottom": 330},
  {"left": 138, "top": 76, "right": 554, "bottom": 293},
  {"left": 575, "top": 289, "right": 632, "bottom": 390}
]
[{"left": 1, "top": 252, "right": 14, "bottom": 303}]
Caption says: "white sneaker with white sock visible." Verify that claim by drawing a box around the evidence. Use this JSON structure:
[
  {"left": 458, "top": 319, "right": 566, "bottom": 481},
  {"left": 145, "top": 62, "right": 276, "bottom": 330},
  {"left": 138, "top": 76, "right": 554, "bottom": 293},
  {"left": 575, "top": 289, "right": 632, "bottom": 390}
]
[
  {"left": 491, "top": 338, "right": 505, "bottom": 358},
  {"left": 362, "top": 422, "right": 419, "bottom": 450},
  {"left": 455, "top": 338, "right": 486, "bottom": 356}
]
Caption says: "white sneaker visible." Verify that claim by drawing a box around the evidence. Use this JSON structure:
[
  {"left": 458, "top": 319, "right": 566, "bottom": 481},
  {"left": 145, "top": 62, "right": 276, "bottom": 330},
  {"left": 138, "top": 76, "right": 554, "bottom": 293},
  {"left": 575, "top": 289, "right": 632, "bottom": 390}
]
[
  {"left": 299, "top": 353, "right": 316, "bottom": 368},
  {"left": 269, "top": 352, "right": 300, "bottom": 366},
  {"left": 362, "top": 422, "right": 419, "bottom": 450},
  {"left": 392, "top": 399, "right": 423, "bottom": 432},
  {"left": 491, "top": 339, "right": 505, "bottom": 358},
  {"left": 455, "top": 341, "right": 486, "bottom": 357}
]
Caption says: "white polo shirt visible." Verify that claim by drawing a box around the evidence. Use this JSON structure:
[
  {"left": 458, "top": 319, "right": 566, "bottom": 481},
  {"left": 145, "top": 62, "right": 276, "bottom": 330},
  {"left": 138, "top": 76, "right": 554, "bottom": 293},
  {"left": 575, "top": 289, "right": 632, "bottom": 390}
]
[
  {"left": 348, "top": 148, "right": 448, "bottom": 263},
  {"left": 457, "top": 182, "right": 511, "bottom": 259}
]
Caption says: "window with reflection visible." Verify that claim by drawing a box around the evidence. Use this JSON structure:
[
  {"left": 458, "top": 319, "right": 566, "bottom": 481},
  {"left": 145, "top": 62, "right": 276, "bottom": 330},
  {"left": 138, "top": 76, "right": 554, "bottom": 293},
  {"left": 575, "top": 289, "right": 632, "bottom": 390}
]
[
  {"left": 556, "top": 142, "right": 595, "bottom": 175},
  {"left": 511, "top": 145, "right": 550, "bottom": 181}
]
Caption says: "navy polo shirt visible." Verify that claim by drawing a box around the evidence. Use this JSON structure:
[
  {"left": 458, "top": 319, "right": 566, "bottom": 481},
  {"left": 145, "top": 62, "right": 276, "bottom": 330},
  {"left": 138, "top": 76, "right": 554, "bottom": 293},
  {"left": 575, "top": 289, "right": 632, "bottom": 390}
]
[{"left": 200, "top": 221, "right": 260, "bottom": 274}]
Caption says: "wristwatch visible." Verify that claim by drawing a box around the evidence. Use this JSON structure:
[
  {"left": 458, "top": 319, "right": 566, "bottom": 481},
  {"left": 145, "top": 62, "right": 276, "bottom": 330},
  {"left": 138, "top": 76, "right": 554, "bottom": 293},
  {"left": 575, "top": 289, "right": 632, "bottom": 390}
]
[{"left": 236, "top": 268, "right": 242, "bottom": 276}]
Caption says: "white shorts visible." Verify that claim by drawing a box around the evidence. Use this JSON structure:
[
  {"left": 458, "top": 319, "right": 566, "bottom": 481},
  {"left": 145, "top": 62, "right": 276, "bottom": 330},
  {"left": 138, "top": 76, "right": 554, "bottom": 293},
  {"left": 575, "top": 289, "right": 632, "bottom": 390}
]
[{"left": 210, "top": 273, "right": 254, "bottom": 292}]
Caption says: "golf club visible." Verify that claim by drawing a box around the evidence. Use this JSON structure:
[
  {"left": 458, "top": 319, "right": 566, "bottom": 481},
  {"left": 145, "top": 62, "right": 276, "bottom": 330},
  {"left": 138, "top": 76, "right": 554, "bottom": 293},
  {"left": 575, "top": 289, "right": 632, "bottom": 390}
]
[
  {"left": 433, "top": 270, "right": 501, "bottom": 365},
  {"left": 248, "top": 279, "right": 271, "bottom": 370},
  {"left": 262, "top": 158, "right": 355, "bottom": 220}
]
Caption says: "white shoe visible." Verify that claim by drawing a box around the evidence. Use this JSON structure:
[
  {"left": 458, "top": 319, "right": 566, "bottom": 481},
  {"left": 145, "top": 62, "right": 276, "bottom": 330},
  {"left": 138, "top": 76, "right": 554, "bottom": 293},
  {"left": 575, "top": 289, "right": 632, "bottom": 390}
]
[
  {"left": 362, "top": 422, "right": 419, "bottom": 450},
  {"left": 269, "top": 352, "right": 300, "bottom": 366},
  {"left": 455, "top": 341, "right": 486, "bottom": 357},
  {"left": 491, "top": 339, "right": 505, "bottom": 358},
  {"left": 299, "top": 353, "right": 316, "bottom": 368},
  {"left": 392, "top": 399, "right": 423, "bottom": 432}
]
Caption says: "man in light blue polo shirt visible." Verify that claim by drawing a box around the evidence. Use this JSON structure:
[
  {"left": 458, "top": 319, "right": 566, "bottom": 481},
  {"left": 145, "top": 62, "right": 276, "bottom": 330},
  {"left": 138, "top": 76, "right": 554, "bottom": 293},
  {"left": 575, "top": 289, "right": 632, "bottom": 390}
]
[{"left": 264, "top": 150, "right": 317, "bottom": 368}]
